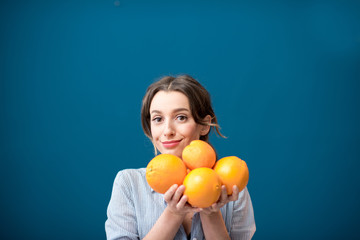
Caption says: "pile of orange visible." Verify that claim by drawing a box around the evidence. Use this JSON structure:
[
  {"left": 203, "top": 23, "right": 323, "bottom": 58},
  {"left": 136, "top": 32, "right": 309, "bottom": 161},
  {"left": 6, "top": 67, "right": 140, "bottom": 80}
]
[
  {"left": 145, "top": 154, "right": 187, "bottom": 194},
  {"left": 146, "top": 140, "right": 249, "bottom": 208}
]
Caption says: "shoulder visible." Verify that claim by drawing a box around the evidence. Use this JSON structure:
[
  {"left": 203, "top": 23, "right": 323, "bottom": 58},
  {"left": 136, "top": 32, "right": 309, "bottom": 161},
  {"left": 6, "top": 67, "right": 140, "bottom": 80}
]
[
  {"left": 110, "top": 168, "right": 155, "bottom": 206},
  {"left": 115, "top": 168, "right": 146, "bottom": 179},
  {"left": 114, "top": 168, "right": 147, "bottom": 186}
]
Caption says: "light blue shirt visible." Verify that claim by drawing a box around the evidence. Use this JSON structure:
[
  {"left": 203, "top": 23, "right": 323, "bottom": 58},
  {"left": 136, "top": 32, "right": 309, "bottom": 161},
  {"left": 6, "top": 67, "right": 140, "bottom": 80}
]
[{"left": 105, "top": 168, "right": 256, "bottom": 240}]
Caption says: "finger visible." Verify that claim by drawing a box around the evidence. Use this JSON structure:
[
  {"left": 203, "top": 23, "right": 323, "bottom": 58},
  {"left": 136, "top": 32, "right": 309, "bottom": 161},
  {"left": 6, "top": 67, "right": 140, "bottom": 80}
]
[
  {"left": 194, "top": 207, "right": 203, "bottom": 213},
  {"left": 177, "top": 195, "right": 198, "bottom": 212},
  {"left": 172, "top": 185, "right": 185, "bottom": 202},
  {"left": 232, "top": 185, "right": 239, "bottom": 200},
  {"left": 179, "top": 196, "right": 203, "bottom": 213},
  {"left": 176, "top": 193, "right": 188, "bottom": 209},
  {"left": 219, "top": 185, "right": 228, "bottom": 203},
  {"left": 200, "top": 208, "right": 210, "bottom": 215},
  {"left": 164, "top": 184, "right": 178, "bottom": 202},
  {"left": 210, "top": 203, "right": 218, "bottom": 211},
  {"left": 201, "top": 204, "right": 217, "bottom": 214},
  {"left": 228, "top": 185, "right": 239, "bottom": 202},
  {"left": 201, "top": 207, "right": 211, "bottom": 215}
]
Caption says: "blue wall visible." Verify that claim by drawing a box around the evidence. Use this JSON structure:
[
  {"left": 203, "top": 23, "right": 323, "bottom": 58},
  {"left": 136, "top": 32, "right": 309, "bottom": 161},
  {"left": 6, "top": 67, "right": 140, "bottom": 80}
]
[{"left": 1, "top": 0, "right": 359, "bottom": 239}]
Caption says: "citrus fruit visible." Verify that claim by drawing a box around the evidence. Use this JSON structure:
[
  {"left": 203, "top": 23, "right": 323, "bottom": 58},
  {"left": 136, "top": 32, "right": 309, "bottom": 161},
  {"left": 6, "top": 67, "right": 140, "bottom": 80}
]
[
  {"left": 213, "top": 156, "right": 249, "bottom": 195},
  {"left": 182, "top": 140, "right": 216, "bottom": 170},
  {"left": 146, "top": 154, "right": 187, "bottom": 194},
  {"left": 183, "top": 167, "right": 222, "bottom": 208}
]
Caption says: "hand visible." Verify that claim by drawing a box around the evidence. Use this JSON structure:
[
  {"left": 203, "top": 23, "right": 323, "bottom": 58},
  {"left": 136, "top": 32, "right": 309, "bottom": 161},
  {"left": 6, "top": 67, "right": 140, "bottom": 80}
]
[
  {"left": 164, "top": 184, "right": 202, "bottom": 217},
  {"left": 200, "top": 185, "right": 239, "bottom": 215}
]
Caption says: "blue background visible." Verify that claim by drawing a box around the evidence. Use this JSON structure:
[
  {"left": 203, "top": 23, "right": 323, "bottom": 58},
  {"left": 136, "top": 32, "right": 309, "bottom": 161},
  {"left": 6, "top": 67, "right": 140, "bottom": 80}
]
[{"left": 1, "top": 0, "right": 359, "bottom": 239}]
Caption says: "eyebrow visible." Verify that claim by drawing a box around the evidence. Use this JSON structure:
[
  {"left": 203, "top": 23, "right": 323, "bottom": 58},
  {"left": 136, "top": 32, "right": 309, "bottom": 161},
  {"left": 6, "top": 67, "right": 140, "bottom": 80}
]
[{"left": 150, "top": 108, "right": 190, "bottom": 115}]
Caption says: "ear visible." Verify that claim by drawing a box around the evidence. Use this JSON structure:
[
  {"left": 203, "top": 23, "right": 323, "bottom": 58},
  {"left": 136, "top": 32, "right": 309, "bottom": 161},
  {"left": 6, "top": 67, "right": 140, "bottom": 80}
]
[{"left": 200, "top": 115, "right": 212, "bottom": 136}]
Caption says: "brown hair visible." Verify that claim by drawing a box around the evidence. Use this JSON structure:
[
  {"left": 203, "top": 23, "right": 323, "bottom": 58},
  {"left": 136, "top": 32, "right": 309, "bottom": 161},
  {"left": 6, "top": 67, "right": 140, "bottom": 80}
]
[{"left": 141, "top": 75, "right": 225, "bottom": 144}]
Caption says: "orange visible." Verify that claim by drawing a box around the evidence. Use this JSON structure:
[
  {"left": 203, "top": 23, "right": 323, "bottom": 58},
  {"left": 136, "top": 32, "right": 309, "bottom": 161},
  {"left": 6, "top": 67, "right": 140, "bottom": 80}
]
[
  {"left": 213, "top": 156, "right": 249, "bottom": 195},
  {"left": 146, "top": 154, "right": 187, "bottom": 194},
  {"left": 183, "top": 167, "right": 222, "bottom": 208},
  {"left": 182, "top": 140, "right": 216, "bottom": 170}
]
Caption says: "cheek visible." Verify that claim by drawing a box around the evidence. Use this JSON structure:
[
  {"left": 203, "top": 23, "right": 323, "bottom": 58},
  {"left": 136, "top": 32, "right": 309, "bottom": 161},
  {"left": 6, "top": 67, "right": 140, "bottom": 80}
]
[
  {"left": 150, "top": 125, "right": 161, "bottom": 140},
  {"left": 181, "top": 124, "right": 201, "bottom": 139}
]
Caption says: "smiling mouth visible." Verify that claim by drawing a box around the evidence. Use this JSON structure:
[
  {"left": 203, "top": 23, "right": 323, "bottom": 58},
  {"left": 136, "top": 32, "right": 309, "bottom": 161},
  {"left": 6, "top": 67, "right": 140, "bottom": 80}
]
[{"left": 161, "top": 140, "right": 182, "bottom": 148}]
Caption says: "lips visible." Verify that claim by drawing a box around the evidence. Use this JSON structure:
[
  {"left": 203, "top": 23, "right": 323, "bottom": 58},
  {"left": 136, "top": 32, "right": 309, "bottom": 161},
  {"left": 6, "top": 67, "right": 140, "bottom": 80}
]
[{"left": 161, "top": 139, "right": 182, "bottom": 148}]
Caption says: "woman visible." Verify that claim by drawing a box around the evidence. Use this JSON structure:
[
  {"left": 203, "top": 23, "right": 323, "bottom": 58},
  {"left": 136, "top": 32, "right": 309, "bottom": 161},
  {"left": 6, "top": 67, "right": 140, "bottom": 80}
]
[{"left": 105, "top": 75, "right": 256, "bottom": 240}]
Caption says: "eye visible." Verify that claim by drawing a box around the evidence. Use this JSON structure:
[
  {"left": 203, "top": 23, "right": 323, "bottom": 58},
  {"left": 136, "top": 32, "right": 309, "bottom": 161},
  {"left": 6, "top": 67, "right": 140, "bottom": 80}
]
[
  {"left": 176, "top": 115, "right": 188, "bottom": 122},
  {"left": 151, "top": 116, "right": 162, "bottom": 123}
]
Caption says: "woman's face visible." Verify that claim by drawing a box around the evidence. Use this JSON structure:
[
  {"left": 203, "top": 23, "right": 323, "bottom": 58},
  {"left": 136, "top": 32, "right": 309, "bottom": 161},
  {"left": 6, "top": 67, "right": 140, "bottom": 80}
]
[{"left": 149, "top": 91, "right": 208, "bottom": 158}]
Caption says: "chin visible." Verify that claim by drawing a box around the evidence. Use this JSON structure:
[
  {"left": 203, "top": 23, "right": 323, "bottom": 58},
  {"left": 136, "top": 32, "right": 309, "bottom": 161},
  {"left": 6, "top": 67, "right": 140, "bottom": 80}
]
[{"left": 162, "top": 149, "right": 182, "bottom": 158}]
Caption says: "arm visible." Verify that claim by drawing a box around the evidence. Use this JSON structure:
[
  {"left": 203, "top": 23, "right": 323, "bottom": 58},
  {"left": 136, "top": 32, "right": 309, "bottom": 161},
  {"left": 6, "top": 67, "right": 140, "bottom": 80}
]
[
  {"left": 143, "top": 207, "right": 184, "bottom": 240},
  {"left": 144, "top": 184, "right": 201, "bottom": 240},
  {"left": 229, "top": 187, "right": 256, "bottom": 239},
  {"left": 200, "top": 210, "right": 230, "bottom": 240},
  {"left": 105, "top": 171, "right": 139, "bottom": 240},
  {"left": 200, "top": 185, "right": 240, "bottom": 240},
  {"left": 200, "top": 185, "right": 256, "bottom": 240}
]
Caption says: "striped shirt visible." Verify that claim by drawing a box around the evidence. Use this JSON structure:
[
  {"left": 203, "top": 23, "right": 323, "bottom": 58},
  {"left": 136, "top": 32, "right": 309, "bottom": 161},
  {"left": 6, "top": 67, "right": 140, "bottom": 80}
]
[{"left": 105, "top": 168, "right": 256, "bottom": 240}]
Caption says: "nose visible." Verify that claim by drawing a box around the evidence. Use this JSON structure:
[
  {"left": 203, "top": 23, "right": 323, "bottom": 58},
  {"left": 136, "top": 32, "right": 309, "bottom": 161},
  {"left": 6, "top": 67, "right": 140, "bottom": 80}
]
[{"left": 163, "top": 120, "right": 175, "bottom": 137}]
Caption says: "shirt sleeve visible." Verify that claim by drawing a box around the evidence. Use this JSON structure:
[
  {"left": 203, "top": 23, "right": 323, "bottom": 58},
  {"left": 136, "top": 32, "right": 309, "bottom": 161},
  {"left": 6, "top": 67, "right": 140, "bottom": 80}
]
[
  {"left": 105, "top": 171, "right": 140, "bottom": 240},
  {"left": 229, "top": 187, "right": 256, "bottom": 240}
]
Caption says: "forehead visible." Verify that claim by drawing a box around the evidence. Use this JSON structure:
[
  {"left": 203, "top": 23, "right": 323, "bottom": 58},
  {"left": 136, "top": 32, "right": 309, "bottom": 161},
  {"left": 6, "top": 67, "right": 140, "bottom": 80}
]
[{"left": 150, "top": 91, "right": 190, "bottom": 112}]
